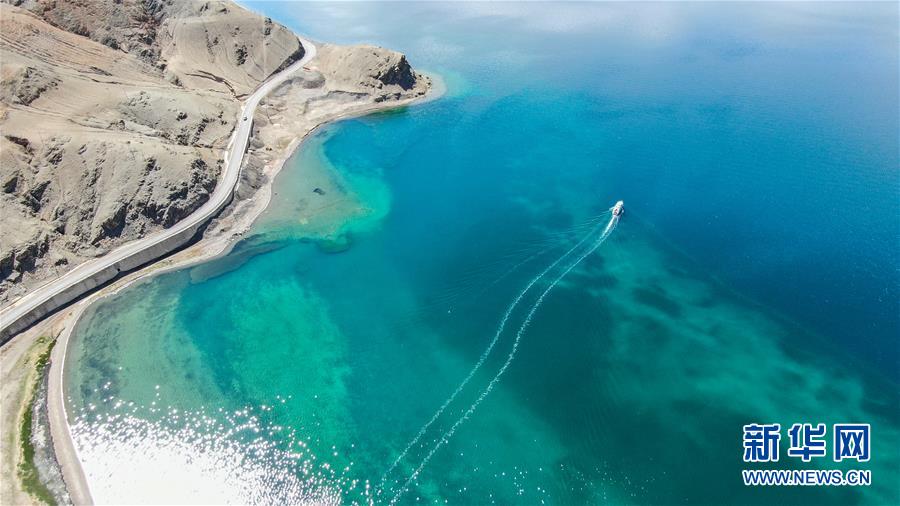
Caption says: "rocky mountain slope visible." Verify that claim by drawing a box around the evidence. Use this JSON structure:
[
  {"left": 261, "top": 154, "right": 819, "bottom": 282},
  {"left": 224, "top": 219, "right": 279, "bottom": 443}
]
[
  {"left": 0, "top": 0, "right": 305, "bottom": 302},
  {"left": 0, "top": 0, "right": 428, "bottom": 307}
]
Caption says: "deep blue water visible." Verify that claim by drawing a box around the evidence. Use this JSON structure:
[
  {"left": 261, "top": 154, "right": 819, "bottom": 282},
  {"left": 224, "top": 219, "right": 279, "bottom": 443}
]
[
  {"left": 67, "top": 2, "right": 899, "bottom": 504},
  {"left": 261, "top": 1, "right": 899, "bottom": 376}
]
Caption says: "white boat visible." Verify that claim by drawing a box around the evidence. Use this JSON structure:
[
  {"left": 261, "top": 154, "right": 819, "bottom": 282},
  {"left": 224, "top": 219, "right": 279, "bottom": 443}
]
[{"left": 611, "top": 200, "right": 624, "bottom": 217}]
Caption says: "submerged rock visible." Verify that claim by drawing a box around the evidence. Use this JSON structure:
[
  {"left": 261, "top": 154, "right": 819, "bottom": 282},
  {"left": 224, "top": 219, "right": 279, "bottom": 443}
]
[{"left": 314, "top": 234, "right": 352, "bottom": 254}]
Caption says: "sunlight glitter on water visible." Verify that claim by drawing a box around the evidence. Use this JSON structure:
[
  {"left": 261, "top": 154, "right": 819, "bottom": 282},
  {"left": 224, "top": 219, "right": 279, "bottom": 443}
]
[{"left": 70, "top": 394, "right": 358, "bottom": 505}]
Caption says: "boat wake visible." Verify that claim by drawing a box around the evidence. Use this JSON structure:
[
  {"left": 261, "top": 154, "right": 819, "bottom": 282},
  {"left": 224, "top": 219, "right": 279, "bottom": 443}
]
[
  {"left": 378, "top": 214, "right": 610, "bottom": 489},
  {"left": 70, "top": 208, "right": 622, "bottom": 506},
  {"left": 381, "top": 209, "right": 621, "bottom": 503}
]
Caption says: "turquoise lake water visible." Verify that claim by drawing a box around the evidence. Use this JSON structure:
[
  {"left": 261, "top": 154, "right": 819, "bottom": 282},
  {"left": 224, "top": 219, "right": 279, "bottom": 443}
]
[{"left": 66, "top": 2, "right": 898, "bottom": 504}]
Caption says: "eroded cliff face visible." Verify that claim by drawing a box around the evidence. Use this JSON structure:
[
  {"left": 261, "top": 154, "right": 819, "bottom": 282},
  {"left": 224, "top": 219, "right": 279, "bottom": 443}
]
[
  {"left": 0, "top": 0, "right": 303, "bottom": 301},
  {"left": 314, "top": 44, "right": 420, "bottom": 94}
]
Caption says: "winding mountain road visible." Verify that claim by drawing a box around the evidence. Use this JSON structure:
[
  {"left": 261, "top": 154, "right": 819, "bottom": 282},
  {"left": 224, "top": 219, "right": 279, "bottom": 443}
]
[{"left": 0, "top": 38, "right": 317, "bottom": 341}]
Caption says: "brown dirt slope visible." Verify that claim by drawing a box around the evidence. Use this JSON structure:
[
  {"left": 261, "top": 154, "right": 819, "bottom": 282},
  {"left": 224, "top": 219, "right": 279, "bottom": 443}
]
[{"left": 0, "top": 0, "right": 303, "bottom": 303}]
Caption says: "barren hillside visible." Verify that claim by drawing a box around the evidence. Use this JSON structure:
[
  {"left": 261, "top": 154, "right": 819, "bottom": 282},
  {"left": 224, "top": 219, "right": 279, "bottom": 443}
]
[
  {"left": 0, "top": 0, "right": 429, "bottom": 308},
  {"left": 0, "top": 0, "right": 303, "bottom": 301}
]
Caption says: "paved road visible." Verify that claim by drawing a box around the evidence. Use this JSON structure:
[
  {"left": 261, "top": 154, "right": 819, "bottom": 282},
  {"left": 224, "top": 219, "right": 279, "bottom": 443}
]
[{"left": 0, "top": 38, "right": 317, "bottom": 337}]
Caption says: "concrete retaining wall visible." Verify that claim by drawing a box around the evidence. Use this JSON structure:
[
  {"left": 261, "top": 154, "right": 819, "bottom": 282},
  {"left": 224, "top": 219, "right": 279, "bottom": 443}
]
[{"left": 0, "top": 193, "right": 231, "bottom": 344}]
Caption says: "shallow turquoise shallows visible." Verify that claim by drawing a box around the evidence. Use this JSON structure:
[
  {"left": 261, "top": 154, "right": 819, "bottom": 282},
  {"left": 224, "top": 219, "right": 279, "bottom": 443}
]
[{"left": 66, "top": 2, "right": 899, "bottom": 504}]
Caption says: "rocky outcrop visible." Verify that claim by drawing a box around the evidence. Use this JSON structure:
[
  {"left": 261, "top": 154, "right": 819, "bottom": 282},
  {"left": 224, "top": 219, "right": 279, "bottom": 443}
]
[
  {"left": 0, "top": 0, "right": 304, "bottom": 302},
  {"left": 377, "top": 54, "right": 416, "bottom": 89},
  {"left": 0, "top": 65, "right": 58, "bottom": 105},
  {"left": 314, "top": 44, "right": 424, "bottom": 96}
]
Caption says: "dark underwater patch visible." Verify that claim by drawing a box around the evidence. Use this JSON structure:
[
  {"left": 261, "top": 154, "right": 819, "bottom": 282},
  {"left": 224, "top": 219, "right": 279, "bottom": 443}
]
[{"left": 631, "top": 285, "right": 683, "bottom": 318}]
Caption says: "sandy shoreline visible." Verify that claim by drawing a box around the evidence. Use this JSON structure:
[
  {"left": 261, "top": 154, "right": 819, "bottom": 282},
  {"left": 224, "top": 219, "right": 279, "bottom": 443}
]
[{"left": 30, "top": 70, "right": 443, "bottom": 504}]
